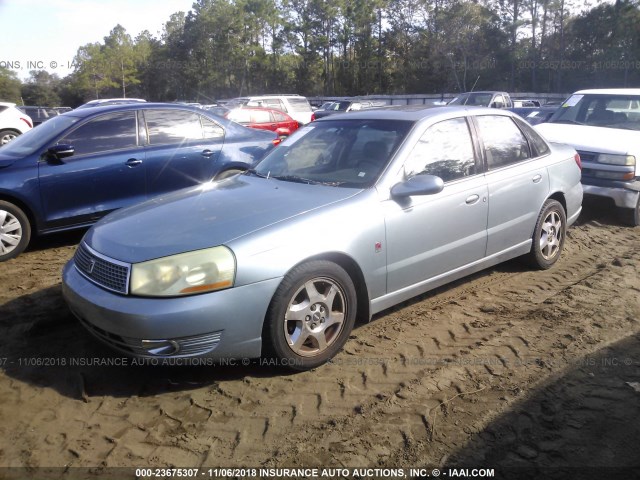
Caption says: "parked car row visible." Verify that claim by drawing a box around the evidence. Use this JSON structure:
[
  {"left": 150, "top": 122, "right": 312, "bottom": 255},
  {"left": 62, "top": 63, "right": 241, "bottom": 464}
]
[
  {"left": 311, "top": 100, "right": 386, "bottom": 120},
  {"left": 3, "top": 87, "right": 637, "bottom": 372}
]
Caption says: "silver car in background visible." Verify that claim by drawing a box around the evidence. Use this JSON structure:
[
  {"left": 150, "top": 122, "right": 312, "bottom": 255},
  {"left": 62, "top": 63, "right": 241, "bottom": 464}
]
[{"left": 62, "top": 107, "right": 583, "bottom": 371}]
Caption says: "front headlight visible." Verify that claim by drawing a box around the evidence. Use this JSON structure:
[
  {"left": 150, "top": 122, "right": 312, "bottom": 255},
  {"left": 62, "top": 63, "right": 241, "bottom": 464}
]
[
  {"left": 597, "top": 154, "right": 636, "bottom": 166},
  {"left": 130, "top": 246, "right": 235, "bottom": 297}
]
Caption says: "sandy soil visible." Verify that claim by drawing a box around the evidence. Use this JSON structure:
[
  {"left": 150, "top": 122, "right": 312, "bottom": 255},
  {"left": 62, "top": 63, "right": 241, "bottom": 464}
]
[{"left": 0, "top": 203, "right": 639, "bottom": 479}]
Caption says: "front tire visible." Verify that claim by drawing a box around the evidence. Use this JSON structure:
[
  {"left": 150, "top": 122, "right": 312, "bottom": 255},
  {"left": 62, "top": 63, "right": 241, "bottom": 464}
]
[
  {"left": 527, "top": 199, "right": 566, "bottom": 269},
  {"left": 0, "top": 201, "right": 31, "bottom": 261},
  {"left": 618, "top": 195, "right": 640, "bottom": 227},
  {"left": 263, "top": 260, "right": 357, "bottom": 371}
]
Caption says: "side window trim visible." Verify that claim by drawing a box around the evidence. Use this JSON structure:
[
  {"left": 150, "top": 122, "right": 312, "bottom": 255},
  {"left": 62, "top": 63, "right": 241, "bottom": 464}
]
[
  {"left": 465, "top": 116, "right": 486, "bottom": 175},
  {"left": 137, "top": 110, "right": 148, "bottom": 146},
  {"left": 512, "top": 116, "right": 550, "bottom": 159}
]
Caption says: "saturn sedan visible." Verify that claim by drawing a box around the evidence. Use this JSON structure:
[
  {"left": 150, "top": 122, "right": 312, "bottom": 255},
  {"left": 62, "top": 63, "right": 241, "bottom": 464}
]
[{"left": 62, "top": 106, "right": 583, "bottom": 371}]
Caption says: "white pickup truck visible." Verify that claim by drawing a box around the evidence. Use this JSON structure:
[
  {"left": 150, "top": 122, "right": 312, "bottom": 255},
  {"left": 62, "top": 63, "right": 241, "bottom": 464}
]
[{"left": 536, "top": 89, "right": 640, "bottom": 226}]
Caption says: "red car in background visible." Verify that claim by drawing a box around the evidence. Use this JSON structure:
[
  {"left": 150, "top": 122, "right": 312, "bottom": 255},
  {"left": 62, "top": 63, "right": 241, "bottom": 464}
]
[{"left": 225, "top": 107, "right": 299, "bottom": 139}]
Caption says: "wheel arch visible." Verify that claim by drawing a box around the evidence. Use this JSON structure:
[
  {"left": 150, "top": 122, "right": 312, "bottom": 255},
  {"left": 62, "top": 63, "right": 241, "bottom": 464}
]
[
  {"left": 0, "top": 128, "right": 22, "bottom": 135},
  {"left": 270, "top": 251, "right": 371, "bottom": 326},
  {"left": 214, "top": 161, "right": 250, "bottom": 179},
  {"left": 547, "top": 191, "right": 567, "bottom": 214},
  {"left": 0, "top": 193, "right": 38, "bottom": 233}
]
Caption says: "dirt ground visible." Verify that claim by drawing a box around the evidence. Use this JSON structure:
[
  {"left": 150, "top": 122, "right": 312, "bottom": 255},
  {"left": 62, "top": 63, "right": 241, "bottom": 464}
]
[{"left": 0, "top": 202, "right": 639, "bottom": 479}]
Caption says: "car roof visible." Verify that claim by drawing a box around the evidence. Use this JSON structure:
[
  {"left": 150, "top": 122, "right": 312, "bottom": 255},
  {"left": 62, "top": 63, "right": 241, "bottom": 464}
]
[
  {"left": 574, "top": 88, "right": 640, "bottom": 95},
  {"left": 455, "top": 91, "right": 507, "bottom": 94},
  {"left": 64, "top": 102, "right": 211, "bottom": 118},
  {"left": 314, "top": 105, "right": 514, "bottom": 122}
]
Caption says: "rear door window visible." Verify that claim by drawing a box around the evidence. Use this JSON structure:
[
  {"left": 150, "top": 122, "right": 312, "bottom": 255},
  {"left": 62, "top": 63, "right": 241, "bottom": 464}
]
[
  {"left": 475, "top": 115, "right": 532, "bottom": 169},
  {"left": 406, "top": 117, "right": 477, "bottom": 182},
  {"left": 144, "top": 109, "right": 203, "bottom": 145}
]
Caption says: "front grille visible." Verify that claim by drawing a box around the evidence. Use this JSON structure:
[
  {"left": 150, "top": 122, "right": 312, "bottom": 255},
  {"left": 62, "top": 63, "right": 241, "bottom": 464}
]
[
  {"left": 77, "top": 316, "right": 222, "bottom": 357},
  {"left": 74, "top": 243, "right": 130, "bottom": 294}
]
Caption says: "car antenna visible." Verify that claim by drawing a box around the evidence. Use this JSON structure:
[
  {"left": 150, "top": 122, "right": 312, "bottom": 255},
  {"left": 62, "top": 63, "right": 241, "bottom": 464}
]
[{"left": 470, "top": 76, "right": 480, "bottom": 92}]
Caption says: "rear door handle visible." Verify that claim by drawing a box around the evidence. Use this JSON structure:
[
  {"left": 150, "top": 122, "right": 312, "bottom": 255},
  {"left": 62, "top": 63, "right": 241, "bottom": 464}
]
[
  {"left": 201, "top": 149, "right": 215, "bottom": 158},
  {"left": 465, "top": 194, "right": 480, "bottom": 205},
  {"left": 532, "top": 174, "right": 542, "bottom": 183},
  {"left": 125, "top": 158, "right": 143, "bottom": 167}
]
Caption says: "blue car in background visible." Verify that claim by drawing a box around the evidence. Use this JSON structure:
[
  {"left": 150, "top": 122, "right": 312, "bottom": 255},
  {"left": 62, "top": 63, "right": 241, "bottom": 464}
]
[{"left": 0, "top": 103, "right": 278, "bottom": 261}]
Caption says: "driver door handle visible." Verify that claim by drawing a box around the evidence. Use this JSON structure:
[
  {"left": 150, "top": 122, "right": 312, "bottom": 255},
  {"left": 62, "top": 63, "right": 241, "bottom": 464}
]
[
  {"left": 125, "top": 158, "right": 143, "bottom": 167},
  {"left": 465, "top": 194, "right": 480, "bottom": 205}
]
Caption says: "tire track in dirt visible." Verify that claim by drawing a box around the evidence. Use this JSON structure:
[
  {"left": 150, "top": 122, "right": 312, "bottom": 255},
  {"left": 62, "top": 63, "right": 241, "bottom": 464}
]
[
  {"left": 83, "top": 220, "right": 639, "bottom": 467},
  {"left": 0, "top": 219, "right": 638, "bottom": 469}
]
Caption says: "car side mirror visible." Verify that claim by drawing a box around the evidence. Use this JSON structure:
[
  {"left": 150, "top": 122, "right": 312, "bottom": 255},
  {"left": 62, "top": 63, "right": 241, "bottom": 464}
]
[
  {"left": 47, "top": 144, "right": 75, "bottom": 161},
  {"left": 391, "top": 175, "right": 444, "bottom": 198}
]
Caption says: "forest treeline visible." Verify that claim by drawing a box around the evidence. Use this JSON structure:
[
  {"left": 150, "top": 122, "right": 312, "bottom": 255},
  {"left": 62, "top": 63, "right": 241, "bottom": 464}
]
[{"left": 1, "top": 0, "right": 639, "bottom": 106}]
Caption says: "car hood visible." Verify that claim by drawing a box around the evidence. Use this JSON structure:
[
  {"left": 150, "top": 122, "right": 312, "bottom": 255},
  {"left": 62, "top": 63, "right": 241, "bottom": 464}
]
[
  {"left": 84, "top": 174, "right": 361, "bottom": 263},
  {"left": 535, "top": 123, "right": 640, "bottom": 156}
]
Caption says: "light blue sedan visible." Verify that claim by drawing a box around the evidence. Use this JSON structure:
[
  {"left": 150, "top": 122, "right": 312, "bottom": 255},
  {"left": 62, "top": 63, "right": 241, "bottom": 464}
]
[{"left": 62, "top": 107, "right": 583, "bottom": 371}]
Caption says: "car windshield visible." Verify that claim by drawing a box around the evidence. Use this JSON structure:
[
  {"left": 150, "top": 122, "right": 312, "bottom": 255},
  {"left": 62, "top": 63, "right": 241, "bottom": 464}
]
[
  {"left": 548, "top": 94, "right": 640, "bottom": 130},
  {"left": 253, "top": 119, "right": 414, "bottom": 188},
  {"left": 0, "top": 115, "right": 79, "bottom": 156},
  {"left": 287, "top": 98, "right": 312, "bottom": 112},
  {"left": 449, "top": 93, "right": 493, "bottom": 106}
]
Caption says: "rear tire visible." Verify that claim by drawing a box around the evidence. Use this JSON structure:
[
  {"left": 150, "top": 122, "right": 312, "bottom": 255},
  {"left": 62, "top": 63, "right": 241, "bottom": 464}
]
[
  {"left": 0, "top": 201, "right": 31, "bottom": 261},
  {"left": 527, "top": 199, "right": 566, "bottom": 270},
  {"left": 263, "top": 260, "right": 357, "bottom": 371}
]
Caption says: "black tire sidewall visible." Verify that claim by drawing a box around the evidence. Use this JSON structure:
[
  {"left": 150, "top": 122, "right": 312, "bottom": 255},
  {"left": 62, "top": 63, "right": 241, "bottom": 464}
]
[
  {"left": 0, "top": 201, "right": 31, "bottom": 261},
  {"left": 530, "top": 199, "right": 566, "bottom": 270},
  {"left": 0, "top": 130, "right": 19, "bottom": 144},
  {"left": 264, "top": 260, "right": 357, "bottom": 371}
]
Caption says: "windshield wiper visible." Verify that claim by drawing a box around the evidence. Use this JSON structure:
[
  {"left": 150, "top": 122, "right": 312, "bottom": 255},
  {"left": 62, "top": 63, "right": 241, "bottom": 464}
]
[
  {"left": 272, "top": 174, "right": 322, "bottom": 184},
  {"left": 272, "top": 175, "right": 345, "bottom": 186},
  {"left": 552, "top": 119, "right": 584, "bottom": 125},
  {"left": 246, "top": 168, "right": 269, "bottom": 178}
]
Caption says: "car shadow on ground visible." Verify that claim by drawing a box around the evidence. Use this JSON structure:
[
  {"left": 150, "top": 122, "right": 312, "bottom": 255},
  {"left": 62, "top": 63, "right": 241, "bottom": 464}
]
[
  {"left": 575, "top": 197, "right": 632, "bottom": 227},
  {"left": 0, "top": 286, "right": 298, "bottom": 400},
  {"left": 440, "top": 333, "right": 640, "bottom": 480},
  {"left": 25, "top": 229, "right": 87, "bottom": 253}
]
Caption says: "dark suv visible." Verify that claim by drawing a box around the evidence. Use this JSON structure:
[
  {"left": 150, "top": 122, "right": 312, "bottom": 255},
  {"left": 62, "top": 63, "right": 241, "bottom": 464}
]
[
  {"left": 17, "top": 106, "right": 59, "bottom": 126},
  {"left": 0, "top": 103, "right": 278, "bottom": 260}
]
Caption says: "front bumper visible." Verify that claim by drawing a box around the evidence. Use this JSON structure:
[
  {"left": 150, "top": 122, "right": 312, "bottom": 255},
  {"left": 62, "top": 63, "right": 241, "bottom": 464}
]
[
  {"left": 62, "top": 259, "right": 282, "bottom": 360},
  {"left": 581, "top": 177, "right": 640, "bottom": 209}
]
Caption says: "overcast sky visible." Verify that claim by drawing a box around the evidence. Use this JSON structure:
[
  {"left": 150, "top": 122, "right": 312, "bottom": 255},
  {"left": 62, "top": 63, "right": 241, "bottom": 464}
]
[{"left": 0, "top": 0, "right": 195, "bottom": 79}]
